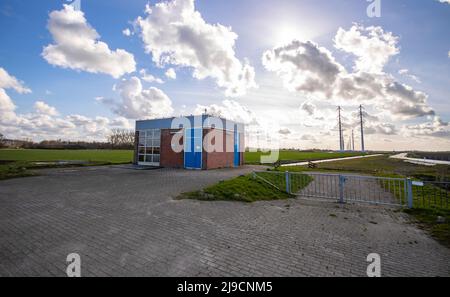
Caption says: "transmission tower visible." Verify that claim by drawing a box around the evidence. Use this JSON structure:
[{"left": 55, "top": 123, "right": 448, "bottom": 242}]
[
  {"left": 352, "top": 129, "right": 355, "bottom": 151},
  {"left": 359, "top": 105, "right": 365, "bottom": 152},
  {"left": 338, "top": 106, "right": 343, "bottom": 151}
]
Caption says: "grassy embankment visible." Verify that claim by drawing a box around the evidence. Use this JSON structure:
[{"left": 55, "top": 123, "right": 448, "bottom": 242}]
[
  {"left": 179, "top": 172, "right": 312, "bottom": 203},
  {"left": 0, "top": 149, "right": 133, "bottom": 180}
]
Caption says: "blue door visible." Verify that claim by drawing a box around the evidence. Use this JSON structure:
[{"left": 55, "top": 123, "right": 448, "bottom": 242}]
[
  {"left": 184, "top": 128, "right": 202, "bottom": 169},
  {"left": 234, "top": 129, "right": 240, "bottom": 167}
]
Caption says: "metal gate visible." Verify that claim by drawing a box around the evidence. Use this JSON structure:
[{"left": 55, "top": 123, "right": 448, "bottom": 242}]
[
  {"left": 292, "top": 172, "right": 408, "bottom": 207},
  {"left": 253, "top": 171, "right": 412, "bottom": 207}
]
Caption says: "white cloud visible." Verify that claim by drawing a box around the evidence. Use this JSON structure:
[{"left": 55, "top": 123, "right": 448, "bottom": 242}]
[
  {"left": 42, "top": 5, "right": 136, "bottom": 78},
  {"left": 438, "top": 0, "right": 450, "bottom": 4},
  {"left": 194, "top": 99, "right": 258, "bottom": 125},
  {"left": 300, "top": 101, "right": 316, "bottom": 116},
  {"left": 122, "top": 28, "right": 132, "bottom": 37},
  {"left": 0, "top": 67, "right": 31, "bottom": 94},
  {"left": 404, "top": 116, "right": 450, "bottom": 138},
  {"left": 334, "top": 24, "right": 399, "bottom": 73},
  {"left": 139, "top": 69, "right": 164, "bottom": 84},
  {"left": 1, "top": 99, "right": 136, "bottom": 142},
  {"left": 165, "top": 68, "right": 177, "bottom": 80},
  {"left": 0, "top": 89, "right": 16, "bottom": 119},
  {"left": 262, "top": 25, "right": 435, "bottom": 120},
  {"left": 278, "top": 128, "right": 291, "bottom": 135},
  {"left": 135, "top": 0, "right": 257, "bottom": 97},
  {"left": 0, "top": 67, "right": 133, "bottom": 141},
  {"left": 193, "top": 100, "right": 283, "bottom": 149},
  {"left": 262, "top": 40, "right": 343, "bottom": 98},
  {"left": 0, "top": 67, "right": 31, "bottom": 125},
  {"left": 111, "top": 77, "right": 173, "bottom": 120},
  {"left": 300, "top": 134, "right": 317, "bottom": 142},
  {"left": 365, "top": 122, "right": 398, "bottom": 135},
  {"left": 1, "top": 99, "right": 134, "bottom": 142},
  {"left": 398, "top": 69, "right": 421, "bottom": 83},
  {"left": 34, "top": 101, "right": 58, "bottom": 116}
]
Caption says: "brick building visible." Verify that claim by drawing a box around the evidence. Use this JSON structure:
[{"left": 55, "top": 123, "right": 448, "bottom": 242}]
[{"left": 134, "top": 115, "right": 245, "bottom": 170}]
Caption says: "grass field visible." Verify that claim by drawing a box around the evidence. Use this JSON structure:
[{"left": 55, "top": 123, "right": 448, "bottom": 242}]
[
  {"left": 280, "top": 155, "right": 450, "bottom": 179},
  {"left": 0, "top": 149, "right": 133, "bottom": 180},
  {"left": 0, "top": 149, "right": 364, "bottom": 165},
  {"left": 244, "top": 150, "right": 365, "bottom": 164},
  {"left": 0, "top": 149, "right": 133, "bottom": 163}
]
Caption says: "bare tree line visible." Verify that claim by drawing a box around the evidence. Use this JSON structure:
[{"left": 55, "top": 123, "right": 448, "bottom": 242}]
[
  {"left": 0, "top": 130, "right": 136, "bottom": 150},
  {"left": 107, "top": 129, "right": 135, "bottom": 148}
]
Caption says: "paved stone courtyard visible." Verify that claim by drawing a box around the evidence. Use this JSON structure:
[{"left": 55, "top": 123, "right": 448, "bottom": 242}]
[{"left": 0, "top": 166, "right": 449, "bottom": 277}]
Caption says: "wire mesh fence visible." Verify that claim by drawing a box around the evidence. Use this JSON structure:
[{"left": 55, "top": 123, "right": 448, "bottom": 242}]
[{"left": 411, "top": 181, "right": 450, "bottom": 210}]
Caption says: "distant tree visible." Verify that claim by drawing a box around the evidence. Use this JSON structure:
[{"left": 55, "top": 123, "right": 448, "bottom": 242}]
[{"left": 108, "top": 129, "right": 135, "bottom": 149}]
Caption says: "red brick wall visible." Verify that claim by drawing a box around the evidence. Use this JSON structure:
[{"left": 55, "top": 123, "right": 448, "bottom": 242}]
[
  {"left": 203, "top": 128, "right": 235, "bottom": 169},
  {"left": 142, "top": 127, "right": 244, "bottom": 169},
  {"left": 160, "top": 129, "right": 184, "bottom": 168}
]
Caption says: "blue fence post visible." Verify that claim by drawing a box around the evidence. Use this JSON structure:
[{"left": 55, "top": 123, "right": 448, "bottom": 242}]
[
  {"left": 338, "top": 175, "right": 345, "bottom": 204},
  {"left": 285, "top": 171, "right": 290, "bottom": 194},
  {"left": 403, "top": 179, "right": 408, "bottom": 206},
  {"left": 406, "top": 178, "right": 413, "bottom": 209}
]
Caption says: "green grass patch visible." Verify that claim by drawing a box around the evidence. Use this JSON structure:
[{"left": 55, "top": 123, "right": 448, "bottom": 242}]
[
  {"left": 404, "top": 208, "right": 450, "bottom": 248},
  {"left": 178, "top": 173, "right": 312, "bottom": 203},
  {"left": 244, "top": 150, "right": 366, "bottom": 165},
  {"left": 253, "top": 171, "right": 313, "bottom": 193},
  {"left": 0, "top": 161, "right": 35, "bottom": 180}
]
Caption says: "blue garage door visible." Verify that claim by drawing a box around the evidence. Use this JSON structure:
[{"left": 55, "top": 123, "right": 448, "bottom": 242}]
[
  {"left": 234, "top": 129, "right": 240, "bottom": 167},
  {"left": 184, "top": 128, "right": 202, "bottom": 169}
]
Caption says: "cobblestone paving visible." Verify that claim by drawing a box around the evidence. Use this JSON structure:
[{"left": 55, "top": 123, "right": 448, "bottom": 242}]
[{"left": 0, "top": 166, "right": 448, "bottom": 277}]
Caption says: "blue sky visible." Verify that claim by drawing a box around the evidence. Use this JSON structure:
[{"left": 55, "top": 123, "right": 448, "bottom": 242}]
[{"left": 0, "top": 0, "right": 449, "bottom": 150}]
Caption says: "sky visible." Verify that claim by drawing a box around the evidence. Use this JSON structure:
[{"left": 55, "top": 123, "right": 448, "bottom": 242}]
[{"left": 0, "top": 0, "right": 449, "bottom": 151}]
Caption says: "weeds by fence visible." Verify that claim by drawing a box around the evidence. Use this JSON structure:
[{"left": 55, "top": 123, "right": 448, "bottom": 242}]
[
  {"left": 253, "top": 171, "right": 313, "bottom": 194},
  {"left": 378, "top": 179, "right": 450, "bottom": 210},
  {"left": 412, "top": 182, "right": 450, "bottom": 210}
]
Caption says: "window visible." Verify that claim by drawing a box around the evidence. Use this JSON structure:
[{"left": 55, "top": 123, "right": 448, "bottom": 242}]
[{"left": 137, "top": 129, "right": 161, "bottom": 165}]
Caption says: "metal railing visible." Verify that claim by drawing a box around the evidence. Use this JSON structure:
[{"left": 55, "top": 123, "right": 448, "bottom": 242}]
[
  {"left": 293, "top": 172, "right": 408, "bottom": 207},
  {"left": 253, "top": 171, "right": 450, "bottom": 209}
]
